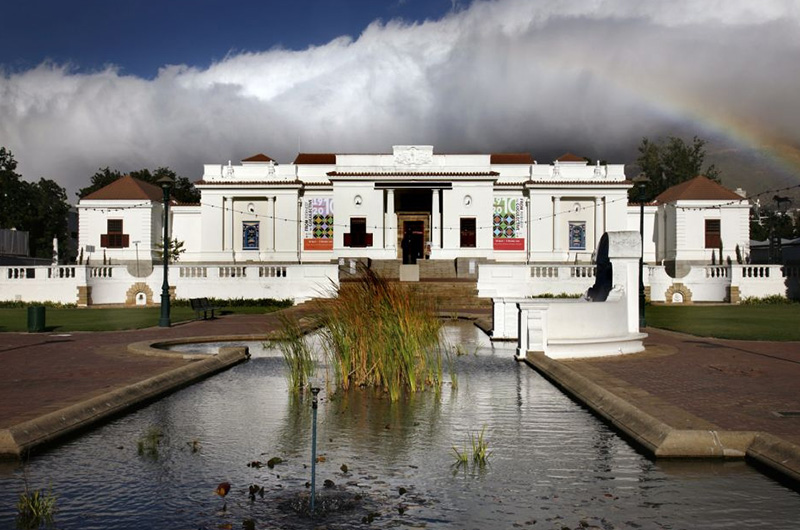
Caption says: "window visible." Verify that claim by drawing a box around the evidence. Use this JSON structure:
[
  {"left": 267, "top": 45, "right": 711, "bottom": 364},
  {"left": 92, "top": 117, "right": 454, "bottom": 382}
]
[
  {"left": 705, "top": 219, "right": 721, "bottom": 248},
  {"left": 101, "top": 219, "right": 129, "bottom": 248},
  {"left": 344, "top": 217, "right": 373, "bottom": 248},
  {"left": 460, "top": 218, "right": 476, "bottom": 248}
]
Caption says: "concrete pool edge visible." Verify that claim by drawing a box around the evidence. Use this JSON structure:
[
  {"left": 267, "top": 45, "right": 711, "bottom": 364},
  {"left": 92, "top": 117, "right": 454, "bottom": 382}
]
[
  {"left": 523, "top": 352, "right": 800, "bottom": 485},
  {"left": 0, "top": 346, "right": 248, "bottom": 459}
]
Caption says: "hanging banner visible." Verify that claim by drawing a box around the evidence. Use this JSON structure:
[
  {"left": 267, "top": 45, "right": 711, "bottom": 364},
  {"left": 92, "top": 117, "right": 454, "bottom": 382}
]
[
  {"left": 492, "top": 197, "right": 525, "bottom": 250},
  {"left": 242, "top": 221, "right": 259, "bottom": 250},
  {"left": 569, "top": 221, "right": 586, "bottom": 250},
  {"left": 304, "top": 198, "right": 334, "bottom": 250}
]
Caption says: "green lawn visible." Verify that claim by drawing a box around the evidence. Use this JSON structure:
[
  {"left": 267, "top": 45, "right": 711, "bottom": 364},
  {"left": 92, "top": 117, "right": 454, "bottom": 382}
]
[
  {"left": 646, "top": 304, "right": 800, "bottom": 341},
  {"left": 0, "top": 305, "right": 282, "bottom": 333}
]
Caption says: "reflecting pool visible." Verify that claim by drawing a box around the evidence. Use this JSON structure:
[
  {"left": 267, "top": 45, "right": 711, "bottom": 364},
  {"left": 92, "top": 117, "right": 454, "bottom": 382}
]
[{"left": 1, "top": 322, "right": 798, "bottom": 529}]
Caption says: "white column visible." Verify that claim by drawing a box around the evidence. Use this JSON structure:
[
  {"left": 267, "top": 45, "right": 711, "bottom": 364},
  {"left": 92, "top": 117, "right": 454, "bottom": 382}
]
[
  {"left": 431, "top": 189, "right": 441, "bottom": 249},
  {"left": 594, "top": 197, "right": 603, "bottom": 250},
  {"left": 265, "top": 197, "right": 273, "bottom": 253},
  {"left": 272, "top": 196, "right": 277, "bottom": 251},
  {"left": 229, "top": 196, "right": 236, "bottom": 254},
  {"left": 386, "top": 189, "right": 396, "bottom": 250},
  {"left": 553, "top": 196, "right": 561, "bottom": 252}
]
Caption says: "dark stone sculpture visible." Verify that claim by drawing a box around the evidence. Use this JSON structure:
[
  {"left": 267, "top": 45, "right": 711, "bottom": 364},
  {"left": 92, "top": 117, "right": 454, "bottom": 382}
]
[{"left": 586, "top": 233, "right": 612, "bottom": 302}]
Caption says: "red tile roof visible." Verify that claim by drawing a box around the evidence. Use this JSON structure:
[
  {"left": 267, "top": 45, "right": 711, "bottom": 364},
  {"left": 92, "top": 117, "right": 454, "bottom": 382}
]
[
  {"left": 293, "top": 153, "right": 336, "bottom": 164},
  {"left": 242, "top": 153, "right": 275, "bottom": 162},
  {"left": 82, "top": 175, "right": 163, "bottom": 201},
  {"left": 654, "top": 176, "right": 744, "bottom": 203},
  {"left": 491, "top": 153, "right": 534, "bottom": 164},
  {"left": 556, "top": 153, "right": 588, "bottom": 163}
]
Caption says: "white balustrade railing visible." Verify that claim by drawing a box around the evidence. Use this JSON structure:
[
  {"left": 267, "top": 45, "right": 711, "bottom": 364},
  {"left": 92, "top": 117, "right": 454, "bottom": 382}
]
[
  {"left": 179, "top": 266, "right": 208, "bottom": 278},
  {"left": 530, "top": 266, "right": 558, "bottom": 278},
  {"left": 259, "top": 266, "right": 287, "bottom": 278},
  {"left": 219, "top": 266, "right": 246, "bottom": 278},
  {"left": 88, "top": 266, "right": 113, "bottom": 278},
  {"left": 705, "top": 266, "right": 728, "bottom": 278},
  {"left": 48, "top": 266, "right": 76, "bottom": 279},
  {"left": 569, "top": 265, "right": 596, "bottom": 278},
  {"left": 6, "top": 267, "right": 32, "bottom": 280}
]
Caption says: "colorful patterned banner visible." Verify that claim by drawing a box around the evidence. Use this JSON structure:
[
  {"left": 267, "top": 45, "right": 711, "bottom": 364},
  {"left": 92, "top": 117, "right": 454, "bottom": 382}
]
[
  {"left": 492, "top": 197, "right": 525, "bottom": 250},
  {"left": 569, "top": 221, "right": 586, "bottom": 250},
  {"left": 304, "top": 198, "right": 334, "bottom": 251},
  {"left": 242, "top": 221, "right": 259, "bottom": 250}
]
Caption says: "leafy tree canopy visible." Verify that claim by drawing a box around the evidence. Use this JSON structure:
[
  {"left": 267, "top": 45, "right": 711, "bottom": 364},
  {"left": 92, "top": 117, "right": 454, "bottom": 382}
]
[
  {"left": 78, "top": 166, "right": 200, "bottom": 203},
  {"left": 634, "top": 135, "right": 721, "bottom": 201},
  {"left": 0, "top": 147, "right": 71, "bottom": 260}
]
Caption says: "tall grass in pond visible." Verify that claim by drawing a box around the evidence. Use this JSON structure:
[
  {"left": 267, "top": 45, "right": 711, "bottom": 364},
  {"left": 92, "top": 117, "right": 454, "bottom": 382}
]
[
  {"left": 274, "top": 315, "right": 317, "bottom": 391},
  {"left": 320, "top": 267, "right": 447, "bottom": 401}
]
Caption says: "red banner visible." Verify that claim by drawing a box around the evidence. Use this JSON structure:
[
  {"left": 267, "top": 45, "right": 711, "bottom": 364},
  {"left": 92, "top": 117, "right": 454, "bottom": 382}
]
[
  {"left": 304, "top": 239, "right": 333, "bottom": 251},
  {"left": 493, "top": 238, "right": 524, "bottom": 251}
]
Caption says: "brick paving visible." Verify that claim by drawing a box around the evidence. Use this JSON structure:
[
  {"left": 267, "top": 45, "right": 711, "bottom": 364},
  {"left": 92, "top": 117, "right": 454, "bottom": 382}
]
[
  {"left": 0, "top": 304, "right": 321, "bottom": 429},
  {"left": 567, "top": 328, "right": 800, "bottom": 446}
]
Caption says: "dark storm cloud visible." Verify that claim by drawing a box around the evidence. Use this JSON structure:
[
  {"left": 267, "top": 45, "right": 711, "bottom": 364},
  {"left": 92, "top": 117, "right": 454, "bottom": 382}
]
[{"left": 1, "top": 0, "right": 798, "bottom": 198}]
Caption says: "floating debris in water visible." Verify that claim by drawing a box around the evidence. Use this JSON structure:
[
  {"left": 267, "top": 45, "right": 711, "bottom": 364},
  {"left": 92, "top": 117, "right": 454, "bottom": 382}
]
[
  {"left": 248, "top": 484, "right": 265, "bottom": 501},
  {"left": 267, "top": 457, "right": 284, "bottom": 469},
  {"left": 340, "top": 464, "right": 348, "bottom": 473}
]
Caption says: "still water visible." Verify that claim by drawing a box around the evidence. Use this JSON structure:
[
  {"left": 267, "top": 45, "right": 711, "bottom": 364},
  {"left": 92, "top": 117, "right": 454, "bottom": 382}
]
[{"left": 1, "top": 322, "right": 799, "bottom": 529}]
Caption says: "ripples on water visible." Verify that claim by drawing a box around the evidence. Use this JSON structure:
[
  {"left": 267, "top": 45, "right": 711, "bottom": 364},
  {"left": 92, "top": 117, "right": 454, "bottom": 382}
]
[{"left": 1, "top": 322, "right": 798, "bottom": 529}]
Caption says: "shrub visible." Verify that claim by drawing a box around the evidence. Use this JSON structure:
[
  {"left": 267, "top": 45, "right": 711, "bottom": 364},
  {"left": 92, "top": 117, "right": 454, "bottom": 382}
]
[
  {"left": 172, "top": 297, "right": 293, "bottom": 309},
  {"left": 0, "top": 301, "right": 77, "bottom": 309},
  {"left": 740, "top": 295, "right": 796, "bottom": 305}
]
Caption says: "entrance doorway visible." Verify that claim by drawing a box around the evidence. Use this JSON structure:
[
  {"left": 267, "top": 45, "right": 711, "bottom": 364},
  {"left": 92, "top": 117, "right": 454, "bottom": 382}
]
[{"left": 401, "top": 220, "right": 425, "bottom": 264}]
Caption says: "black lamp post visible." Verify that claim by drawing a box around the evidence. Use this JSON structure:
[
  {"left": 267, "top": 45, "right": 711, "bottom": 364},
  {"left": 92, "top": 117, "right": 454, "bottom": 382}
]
[
  {"left": 158, "top": 176, "right": 174, "bottom": 327},
  {"left": 633, "top": 174, "right": 650, "bottom": 329}
]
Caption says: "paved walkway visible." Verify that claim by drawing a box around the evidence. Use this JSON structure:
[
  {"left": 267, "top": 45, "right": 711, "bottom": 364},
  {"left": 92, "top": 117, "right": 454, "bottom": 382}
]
[
  {"left": 567, "top": 328, "right": 800, "bottom": 447},
  {"left": 1, "top": 306, "right": 799, "bottom": 475},
  {"left": 0, "top": 304, "right": 321, "bottom": 430}
]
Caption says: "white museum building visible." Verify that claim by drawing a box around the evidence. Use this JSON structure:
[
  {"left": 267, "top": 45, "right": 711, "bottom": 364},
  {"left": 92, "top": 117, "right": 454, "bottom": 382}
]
[{"left": 3, "top": 145, "right": 796, "bottom": 307}]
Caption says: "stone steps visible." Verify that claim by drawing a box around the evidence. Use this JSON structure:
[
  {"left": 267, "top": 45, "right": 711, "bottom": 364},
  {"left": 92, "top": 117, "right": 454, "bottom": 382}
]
[{"left": 336, "top": 259, "right": 491, "bottom": 311}]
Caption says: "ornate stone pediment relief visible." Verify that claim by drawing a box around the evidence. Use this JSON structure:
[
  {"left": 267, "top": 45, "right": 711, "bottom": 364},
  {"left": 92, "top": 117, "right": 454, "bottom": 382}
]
[{"left": 393, "top": 145, "right": 433, "bottom": 166}]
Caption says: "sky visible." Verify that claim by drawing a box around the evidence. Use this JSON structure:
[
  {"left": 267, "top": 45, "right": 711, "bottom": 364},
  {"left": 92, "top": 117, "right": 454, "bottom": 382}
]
[{"left": 2, "top": 0, "right": 800, "bottom": 201}]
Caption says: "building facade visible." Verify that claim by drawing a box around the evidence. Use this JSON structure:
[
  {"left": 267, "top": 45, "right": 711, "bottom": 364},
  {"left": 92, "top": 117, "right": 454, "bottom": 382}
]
[{"left": 81, "top": 145, "right": 640, "bottom": 267}]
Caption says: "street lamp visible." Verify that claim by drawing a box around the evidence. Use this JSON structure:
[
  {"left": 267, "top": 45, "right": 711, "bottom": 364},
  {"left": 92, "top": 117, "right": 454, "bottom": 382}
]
[
  {"left": 633, "top": 174, "right": 650, "bottom": 329},
  {"left": 158, "top": 176, "right": 174, "bottom": 327}
]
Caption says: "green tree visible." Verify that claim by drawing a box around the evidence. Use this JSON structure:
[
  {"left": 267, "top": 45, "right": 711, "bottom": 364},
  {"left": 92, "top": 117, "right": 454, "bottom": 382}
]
[
  {"left": 0, "top": 147, "right": 70, "bottom": 261},
  {"left": 129, "top": 167, "right": 200, "bottom": 204},
  {"left": 634, "top": 136, "right": 721, "bottom": 200},
  {"left": 78, "top": 166, "right": 200, "bottom": 204},
  {"left": 77, "top": 167, "right": 123, "bottom": 199}
]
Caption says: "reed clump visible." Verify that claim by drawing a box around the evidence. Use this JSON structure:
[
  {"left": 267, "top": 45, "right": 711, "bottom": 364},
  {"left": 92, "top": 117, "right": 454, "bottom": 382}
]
[
  {"left": 16, "top": 485, "right": 56, "bottom": 529},
  {"left": 137, "top": 426, "right": 164, "bottom": 459},
  {"left": 320, "top": 267, "right": 446, "bottom": 401},
  {"left": 274, "top": 315, "right": 317, "bottom": 391},
  {"left": 452, "top": 426, "right": 491, "bottom": 469}
]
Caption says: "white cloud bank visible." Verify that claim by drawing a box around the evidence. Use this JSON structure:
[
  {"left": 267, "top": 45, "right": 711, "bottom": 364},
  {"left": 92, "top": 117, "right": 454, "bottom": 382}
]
[{"left": 1, "top": 0, "right": 799, "bottom": 198}]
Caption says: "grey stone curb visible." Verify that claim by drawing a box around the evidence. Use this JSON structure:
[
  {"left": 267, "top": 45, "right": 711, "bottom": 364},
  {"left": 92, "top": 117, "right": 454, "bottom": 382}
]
[
  {"left": 523, "top": 352, "right": 800, "bottom": 483},
  {"left": 0, "top": 346, "right": 248, "bottom": 459}
]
